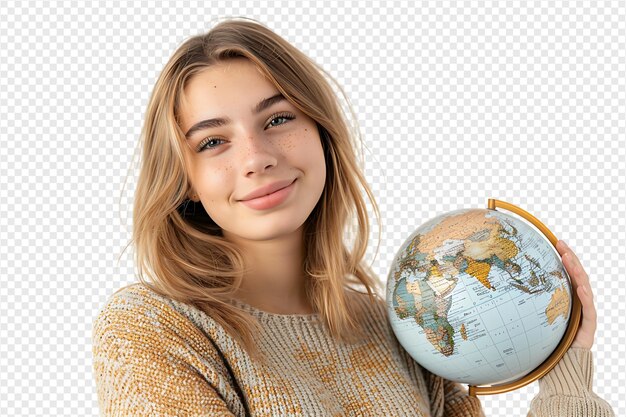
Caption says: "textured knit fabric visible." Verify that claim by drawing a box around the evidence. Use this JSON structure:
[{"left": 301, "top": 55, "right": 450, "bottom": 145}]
[{"left": 92, "top": 283, "right": 615, "bottom": 416}]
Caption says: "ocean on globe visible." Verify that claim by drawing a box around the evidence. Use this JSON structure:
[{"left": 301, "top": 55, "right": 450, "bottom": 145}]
[{"left": 386, "top": 208, "right": 572, "bottom": 386}]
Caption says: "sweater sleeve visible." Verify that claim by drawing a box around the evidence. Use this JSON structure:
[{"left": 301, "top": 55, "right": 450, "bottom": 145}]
[
  {"left": 526, "top": 347, "right": 615, "bottom": 417},
  {"left": 91, "top": 290, "right": 243, "bottom": 417}
]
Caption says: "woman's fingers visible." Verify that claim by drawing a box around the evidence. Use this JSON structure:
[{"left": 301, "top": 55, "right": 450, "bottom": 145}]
[{"left": 557, "top": 240, "right": 597, "bottom": 350}]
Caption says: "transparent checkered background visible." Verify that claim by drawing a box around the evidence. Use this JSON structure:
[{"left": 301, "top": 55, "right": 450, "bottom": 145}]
[{"left": 1, "top": 1, "right": 624, "bottom": 415}]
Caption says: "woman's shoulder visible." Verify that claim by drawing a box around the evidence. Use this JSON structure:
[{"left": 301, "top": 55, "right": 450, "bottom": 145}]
[
  {"left": 93, "top": 283, "right": 167, "bottom": 334},
  {"left": 346, "top": 288, "right": 388, "bottom": 321},
  {"left": 92, "top": 282, "right": 226, "bottom": 341},
  {"left": 348, "top": 287, "right": 386, "bottom": 304},
  {"left": 93, "top": 282, "right": 170, "bottom": 322},
  {"left": 91, "top": 283, "right": 250, "bottom": 416}
]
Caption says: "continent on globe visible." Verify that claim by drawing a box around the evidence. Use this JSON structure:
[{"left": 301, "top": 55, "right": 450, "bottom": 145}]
[{"left": 545, "top": 286, "right": 570, "bottom": 325}]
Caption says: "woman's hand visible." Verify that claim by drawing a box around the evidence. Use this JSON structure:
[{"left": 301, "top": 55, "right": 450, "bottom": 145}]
[{"left": 556, "top": 239, "right": 597, "bottom": 350}]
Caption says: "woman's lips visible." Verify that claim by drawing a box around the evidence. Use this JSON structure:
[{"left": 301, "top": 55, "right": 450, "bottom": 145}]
[{"left": 239, "top": 179, "right": 297, "bottom": 210}]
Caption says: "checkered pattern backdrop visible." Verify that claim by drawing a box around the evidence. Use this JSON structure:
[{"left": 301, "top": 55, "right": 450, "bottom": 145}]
[{"left": 1, "top": 1, "right": 624, "bottom": 415}]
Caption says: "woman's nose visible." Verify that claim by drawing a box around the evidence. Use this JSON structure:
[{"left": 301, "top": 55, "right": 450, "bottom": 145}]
[{"left": 238, "top": 132, "right": 279, "bottom": 175}]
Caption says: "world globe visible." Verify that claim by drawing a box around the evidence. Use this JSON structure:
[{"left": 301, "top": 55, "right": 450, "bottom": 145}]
[{"left": 386, "top": 199, "right": 581, "bottom": 395}]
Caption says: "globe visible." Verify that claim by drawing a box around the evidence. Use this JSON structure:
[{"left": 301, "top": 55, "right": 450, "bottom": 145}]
[{"left": 386, "top": 200, "right": 580, "bottom": 395}]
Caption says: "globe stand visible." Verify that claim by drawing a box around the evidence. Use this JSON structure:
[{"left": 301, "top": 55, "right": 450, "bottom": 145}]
[{"left": 467, "top": 199, "right": 583, "bottom": 396}]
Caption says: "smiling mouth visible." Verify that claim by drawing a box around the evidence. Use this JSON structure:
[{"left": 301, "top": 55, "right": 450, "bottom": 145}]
[
  {"left": 238, "top": 179, "right": 297, "bottom": 210},
  {"left": 239, "top": 179, "right": 296, "bottom": 202}
]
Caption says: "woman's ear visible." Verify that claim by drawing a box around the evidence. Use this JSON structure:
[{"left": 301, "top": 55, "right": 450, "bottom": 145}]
[{"left": 186, "top": 189, "right": 197, "bottom": 202}]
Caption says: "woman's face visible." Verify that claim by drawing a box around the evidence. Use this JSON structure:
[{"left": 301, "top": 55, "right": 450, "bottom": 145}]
[{"left": 178, "top": 58, "right": 326, "bottom": 242}]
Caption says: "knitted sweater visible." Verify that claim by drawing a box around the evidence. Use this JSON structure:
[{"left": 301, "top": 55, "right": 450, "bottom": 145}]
[{"left": 92, "top": 283, "right": 615, "bottom": 416}]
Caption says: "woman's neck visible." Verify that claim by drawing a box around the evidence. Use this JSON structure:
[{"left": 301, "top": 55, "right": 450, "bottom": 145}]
[{"left": 223, "top": 226, "right": 312, "bottom": 314}]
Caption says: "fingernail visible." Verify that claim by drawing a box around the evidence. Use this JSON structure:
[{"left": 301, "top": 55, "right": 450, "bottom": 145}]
[
  {"left": 581, "top": 285, "right": 588, "bottom": 295},
  {"left": 560, "top": 239, "right": 568, "bottom": 248}
]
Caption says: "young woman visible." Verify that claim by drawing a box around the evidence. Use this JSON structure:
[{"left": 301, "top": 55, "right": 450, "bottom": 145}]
[{"left": 92, "top": 17, "right": 615, "bottom": 416}]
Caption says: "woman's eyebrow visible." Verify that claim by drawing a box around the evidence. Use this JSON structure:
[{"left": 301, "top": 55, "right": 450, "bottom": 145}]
[{"left": 184, "top": 93, "right": 286, "bottom": 140}]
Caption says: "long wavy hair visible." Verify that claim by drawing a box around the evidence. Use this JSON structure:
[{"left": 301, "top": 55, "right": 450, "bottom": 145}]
[{"left": 117, "top": 17, "right": 384, "bottom": 364}]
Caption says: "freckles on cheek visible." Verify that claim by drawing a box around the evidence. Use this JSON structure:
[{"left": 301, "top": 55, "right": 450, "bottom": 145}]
[
  {"left": 278, "top": 131, "right": 296, "bottom": 151},
  {"left": 279, "top": 127, "right": 314, "bottom": 154}
]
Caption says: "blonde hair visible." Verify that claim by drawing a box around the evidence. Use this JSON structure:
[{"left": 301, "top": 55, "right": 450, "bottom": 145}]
[{"left": 118, "top": 17, "right": 384, "bottom": 363}]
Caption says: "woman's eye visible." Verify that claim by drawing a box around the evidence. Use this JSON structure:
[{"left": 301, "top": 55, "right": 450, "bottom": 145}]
[
  {"left": 197, "top": 137, "right": 226, "bottom": 152},
  {"left": 267, "top": 112, "right": 295, "bottom": 128}
]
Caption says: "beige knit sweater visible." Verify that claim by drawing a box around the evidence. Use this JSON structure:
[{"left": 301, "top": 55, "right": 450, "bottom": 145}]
[{"left": 92, "top": 283, "right": 615, "bottom": 416}]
